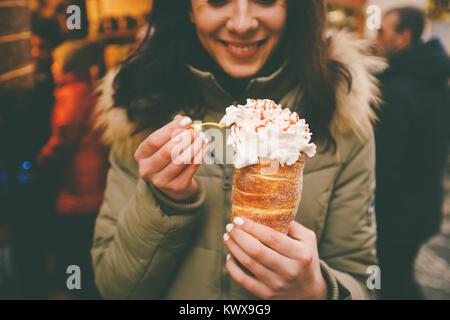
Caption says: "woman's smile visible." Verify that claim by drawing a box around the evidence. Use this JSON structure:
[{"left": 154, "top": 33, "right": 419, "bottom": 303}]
[
  {"left": 217, "top": 39, "right": 267, "bottom": 60},
  {"left": 190, "top": 0, "right": 287, "bottom": 78}
]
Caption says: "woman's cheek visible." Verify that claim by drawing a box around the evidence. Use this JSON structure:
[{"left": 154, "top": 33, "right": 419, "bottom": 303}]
[{"left": 261, "top": 10, "right": 287, "bottom": 35}]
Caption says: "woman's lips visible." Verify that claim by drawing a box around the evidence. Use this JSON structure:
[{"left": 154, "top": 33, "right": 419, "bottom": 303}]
[{"left": 218, "top": 39, "right": 266, "bottom": 60}]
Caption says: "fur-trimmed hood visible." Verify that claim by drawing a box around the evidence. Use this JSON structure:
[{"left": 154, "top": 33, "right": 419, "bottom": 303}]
[{"left": 95, "top": 30, "right": 387, "bottom": 154}]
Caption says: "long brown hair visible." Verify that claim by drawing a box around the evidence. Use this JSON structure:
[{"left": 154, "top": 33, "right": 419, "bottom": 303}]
[{"left": 113, "top": 0, "right": 352, "bottom": 150}]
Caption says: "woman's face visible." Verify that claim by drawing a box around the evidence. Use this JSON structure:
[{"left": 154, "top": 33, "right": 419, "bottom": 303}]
[{"left": 190, "top": 0, "right": 287, "bottom": 78}]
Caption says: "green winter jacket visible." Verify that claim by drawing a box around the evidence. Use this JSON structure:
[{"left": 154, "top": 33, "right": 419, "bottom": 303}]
[{"left": 92, "top": 31, "right": 386, "bottom": 300}]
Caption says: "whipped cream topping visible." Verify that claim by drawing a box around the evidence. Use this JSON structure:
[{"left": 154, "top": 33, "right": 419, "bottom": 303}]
[{"left": 219, "top": 99, "right": 317, "bottom": 169}]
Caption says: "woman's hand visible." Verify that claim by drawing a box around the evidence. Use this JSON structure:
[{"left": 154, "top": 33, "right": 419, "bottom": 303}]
[
  {"left": 134, "top": 115, "right": 209, "bottom": 201},
  {"left": 224, "top": 218, "right": 328, "bottom": 300}
]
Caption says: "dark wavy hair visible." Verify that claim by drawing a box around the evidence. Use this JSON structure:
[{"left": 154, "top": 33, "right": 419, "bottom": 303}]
[{"left": 113, "top": 0, "right": 352, "bottom": 150}]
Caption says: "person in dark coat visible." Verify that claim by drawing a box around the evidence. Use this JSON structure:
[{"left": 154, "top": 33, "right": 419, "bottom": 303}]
[{"left": 373, "top": 6, "right": 450, "bottom": 299}]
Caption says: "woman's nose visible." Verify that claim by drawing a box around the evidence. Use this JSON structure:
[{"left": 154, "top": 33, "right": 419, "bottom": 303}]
[{"left": 226, "top": 0, "right": 258, "bottom": 35}]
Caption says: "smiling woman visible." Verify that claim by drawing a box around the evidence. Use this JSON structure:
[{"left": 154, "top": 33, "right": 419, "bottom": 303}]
[
  {"left": 189, "top": 0, "right": 287, "bottom": 78},
  {"left": 92, "top": 0, "right": 386, "bottom": 300},
  {"left": 111, "top": 0, "right": 352, "bottom": 149}
]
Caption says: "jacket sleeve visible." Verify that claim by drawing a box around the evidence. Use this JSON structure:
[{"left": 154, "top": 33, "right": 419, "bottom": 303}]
[
  {"left": 91, "top": 149, "right": 206, "bottom": 299},
  {"left": 318, "top": 134, "right": 378, "bottom": 300}
]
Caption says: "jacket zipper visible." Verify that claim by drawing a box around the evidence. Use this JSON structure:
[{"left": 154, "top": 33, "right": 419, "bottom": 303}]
[{"left": 221, "top": 164, "right": 233, "bottom": 300}]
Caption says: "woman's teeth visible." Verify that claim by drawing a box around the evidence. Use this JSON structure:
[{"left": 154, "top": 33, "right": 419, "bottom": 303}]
[{"left": 227, "top": 43, "right": 259, "bottom": 53}]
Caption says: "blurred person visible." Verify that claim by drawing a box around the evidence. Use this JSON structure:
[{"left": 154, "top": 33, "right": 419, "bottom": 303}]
[
  {"left": 31, "top": 14, "right": 65, "bottom": 166},
  {"left": 92, "top": 0, "right": 386, "bottom": 300},
  {"left": 374, "top": 7, "right": 450, "bottom": 299},
  {"left": 37, "top": 40, "right": 109, "bottom": 300},
  {"left": 31, "top": 14, "right": 64, "bottom": 83}
]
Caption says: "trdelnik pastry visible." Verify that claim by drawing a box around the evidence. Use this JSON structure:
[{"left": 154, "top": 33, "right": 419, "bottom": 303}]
[{"left": 219, "top": 99, "right": 317, "bottom": 234}]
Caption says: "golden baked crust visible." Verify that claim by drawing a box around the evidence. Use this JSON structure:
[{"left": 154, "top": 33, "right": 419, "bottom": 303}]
[{"left": 231, "top": 153, "right": 306, "bottom": 233}]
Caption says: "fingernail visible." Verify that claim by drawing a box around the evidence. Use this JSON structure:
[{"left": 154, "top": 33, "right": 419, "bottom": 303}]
[
  {"left": 226, "top": 223, "right": 234, "bottom": 233},
  {"left": 173, "top": 135, "right": 181, "bottom": 143},
  {"left": 233, "top": 217, "right": 244, "bottom": 226},
  {"left": 226, "top": 253, "right": 231, "bottom": 261},
  {"left": 223, "top": 233, "right": 230, "bottom": 242},
  {"left": 201, "top": 133, "right": 210, "bottom": 144},
  {"left": 173, "top": 131, "right": 186, "bottom": 142},
  {"left": 180, "top": 117, "right": 192, "bottom": 127}
]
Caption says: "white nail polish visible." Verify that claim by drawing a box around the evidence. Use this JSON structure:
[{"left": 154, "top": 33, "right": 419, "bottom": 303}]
[
  {"left": 223, "top": 233, "right": 230, "bottom": 242},
  {"left": 226, "top": 254, "right": 231, "bottom": 261},
  {"left": 226, "top": 223, "right": 234, "bottom": 233},
  {"left": 234, "top": 217, "right": 244, "bottom": 226},
  {"left": 201, "top": 133, "right": 210, "bottom": 144},
  {"left": 173, "top": 131, "right": 186, "bottom": 142},
  {"left": 173, "top": 135, "right": 181, "bottom": 143},
  {"left": 180, "top": 117, "right": 192, "bottom": 127}
]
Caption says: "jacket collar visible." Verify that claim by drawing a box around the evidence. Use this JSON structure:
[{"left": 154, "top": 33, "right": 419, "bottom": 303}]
[{"left": 186, "top": 62, "right": 298, "bottom": 114}]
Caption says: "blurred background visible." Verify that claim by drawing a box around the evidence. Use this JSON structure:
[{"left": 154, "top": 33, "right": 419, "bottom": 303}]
[{"left": 0, "top": 0, "right": 448, "bottom": 299}]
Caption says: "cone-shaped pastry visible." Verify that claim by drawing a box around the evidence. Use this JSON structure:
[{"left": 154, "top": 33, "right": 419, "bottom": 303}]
[
  {"left": 232, "top": 154, "right": 306, "bottom": 234},
  {"left": 220, "top": 99, "right": 316, "bottom": 234}
]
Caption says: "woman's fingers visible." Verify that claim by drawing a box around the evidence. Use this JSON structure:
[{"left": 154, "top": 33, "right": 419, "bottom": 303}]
[
  {"left": 287, "top": 220, "right": 317, "bottom": 246},
  {"left": 134, "top": 115, "right": 210, "bottom": 201},
  {"left": 226, "top": 218, "right": 319, "bottom": 284},
  {"left": 225, "top": 255, "right": 275, "bottom": 300},
  {"left": 224, "top": 233, "right": 285, "bottom": 291},
  {"left": 231, "top": 217, "right": 302, "bottom": 260},
  {"left": 156, "top": 142, "right": 208, "bottom": 199},
  {"left": 139, "top": 129, "right": 196, "bottom": 177},
  {"left": 165, "top": 138, "right": 209, "bottom": 187},
  {"left": 165, "top": 140, "right": 209, "bottom": 190},
  {"left": 172, "top": 129, "right": 205, "bottom": 166},
  {"left": 152, "top": 133, "right": 207, "bottom": 186},
  {"left": 134, "top": 115, "right": 192, "bottom": 160},
  {"left": 224, "top": 220, "right": 292, "bottom": 273}
]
